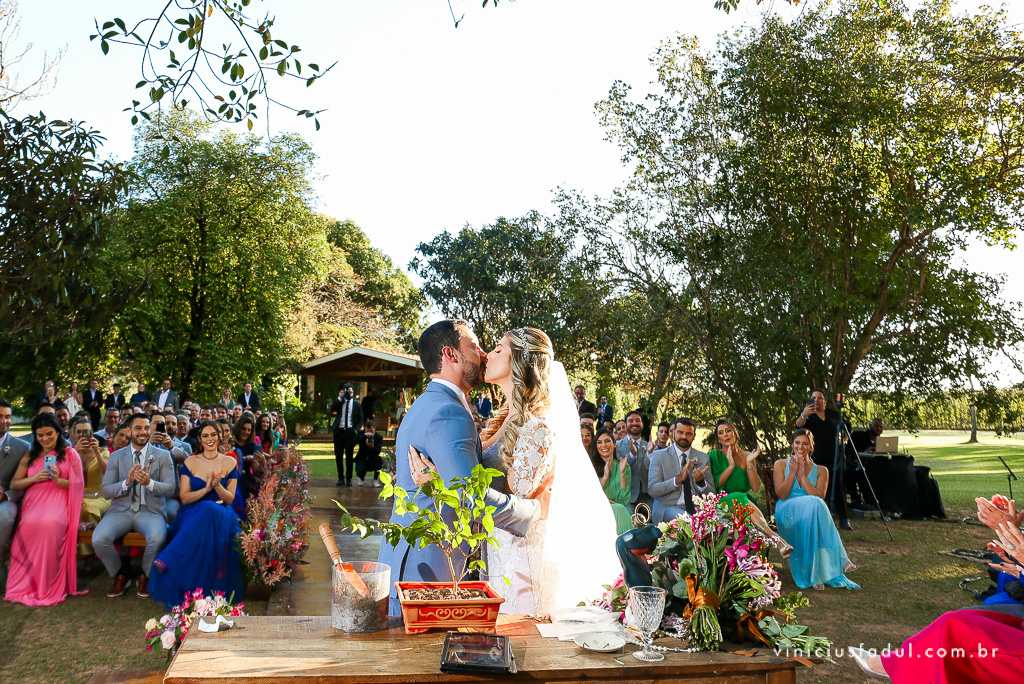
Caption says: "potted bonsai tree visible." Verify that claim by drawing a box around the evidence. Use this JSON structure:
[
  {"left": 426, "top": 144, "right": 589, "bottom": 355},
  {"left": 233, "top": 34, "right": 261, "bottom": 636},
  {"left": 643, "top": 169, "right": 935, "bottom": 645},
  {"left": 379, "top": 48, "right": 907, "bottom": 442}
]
[{"left": 336, "top": 463, "right": 505, "bottom": 634}]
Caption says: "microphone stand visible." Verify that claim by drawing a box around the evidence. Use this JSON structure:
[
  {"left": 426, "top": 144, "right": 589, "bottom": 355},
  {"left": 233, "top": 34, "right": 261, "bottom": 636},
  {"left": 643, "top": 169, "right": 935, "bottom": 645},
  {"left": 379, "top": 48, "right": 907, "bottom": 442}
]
[{"left": 998, "top": 456, "right": 1018, "bottom": 501}]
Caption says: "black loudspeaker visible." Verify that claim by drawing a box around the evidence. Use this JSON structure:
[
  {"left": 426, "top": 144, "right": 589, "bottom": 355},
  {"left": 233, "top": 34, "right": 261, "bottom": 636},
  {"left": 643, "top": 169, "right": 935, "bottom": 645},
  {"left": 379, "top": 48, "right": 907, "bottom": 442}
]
[
  {"left": 860, "top": 454, "right": 921, "bottom": 517},
  {"left": 914, "top": 465, "right": 946, "bottom": 518}
]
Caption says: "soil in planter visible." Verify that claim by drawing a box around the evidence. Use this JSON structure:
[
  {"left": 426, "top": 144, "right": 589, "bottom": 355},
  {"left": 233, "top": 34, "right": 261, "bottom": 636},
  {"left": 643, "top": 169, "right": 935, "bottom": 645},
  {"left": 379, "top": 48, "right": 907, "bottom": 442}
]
[
  {"left": 406, "top": 587, "right": 490, "bottom": 601},
  {"left": 332, "top": 581, "right": 389, "bottom": 633}
]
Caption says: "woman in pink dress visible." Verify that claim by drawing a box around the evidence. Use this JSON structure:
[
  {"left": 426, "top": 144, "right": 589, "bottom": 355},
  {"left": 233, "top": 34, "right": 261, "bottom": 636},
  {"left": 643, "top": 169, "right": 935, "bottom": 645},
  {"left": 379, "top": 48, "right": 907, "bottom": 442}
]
[{"left": 4, "top": 412, "right": 86, "bottom": 606}]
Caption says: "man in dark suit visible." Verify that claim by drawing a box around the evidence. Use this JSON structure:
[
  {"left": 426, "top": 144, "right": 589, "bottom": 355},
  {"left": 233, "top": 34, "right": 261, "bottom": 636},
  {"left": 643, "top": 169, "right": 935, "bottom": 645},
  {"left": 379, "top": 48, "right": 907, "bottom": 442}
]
[
  {"left": 574, "top": 385, "right": 597, "bottom": 418},
  {"left": 104, "top": 383, "right": 126, "bottom": 410},
  {"left": 129, "top": 382, "right": 150, "bottom": 405},
  {"left": 474, "top": 393, "right": 492, "bottom": 420},
  {"left": 596, "top": 395, "right": 614, "bottom": 425},
  {"left": 330, "top": 383, "right": 363, "bottom": 487},
  {"left": 0, "top": 399, "right": 30, "bottom": 587},
  {"left": 239, "top": 382, "right": 260, "bottom": 412},
  {"left": 153, "top": 378, "right": 179, "bottom": 412},
  {"left": 355, "top": 419, "right": 385, "bottom": 486},
  {"left": 82, "top": 378, "right": 104, "bottom": 429}
]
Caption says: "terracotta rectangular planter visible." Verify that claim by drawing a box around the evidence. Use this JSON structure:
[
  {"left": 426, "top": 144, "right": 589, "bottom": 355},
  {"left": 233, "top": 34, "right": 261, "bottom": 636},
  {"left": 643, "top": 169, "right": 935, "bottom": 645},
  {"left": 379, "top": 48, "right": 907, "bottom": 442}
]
[{"left": 394, "top": 581, "right": 504, "bottom": 634}]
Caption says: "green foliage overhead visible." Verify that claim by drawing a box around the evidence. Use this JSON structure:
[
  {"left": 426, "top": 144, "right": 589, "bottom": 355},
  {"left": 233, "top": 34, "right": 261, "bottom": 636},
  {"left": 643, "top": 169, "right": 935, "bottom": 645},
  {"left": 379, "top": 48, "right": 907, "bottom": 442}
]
[
  {"left": 325, "top": 219, "right": 425, "bottom": 349},
  {"left": 561, "top": 0, "right": 1024, "bottom": 454},
  {"left": 108, "top": 109, "right": 332, "bottom": 398}
]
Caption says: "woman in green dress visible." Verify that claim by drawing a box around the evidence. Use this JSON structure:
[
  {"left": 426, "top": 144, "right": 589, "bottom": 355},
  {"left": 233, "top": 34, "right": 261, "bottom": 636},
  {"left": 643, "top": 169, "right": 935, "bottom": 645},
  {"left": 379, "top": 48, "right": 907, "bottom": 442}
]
[
  {"left": 590, "top": 428, "right": 633, "bottom": 535},
  {"left": 709, "top": 420, "right": 792, "bottom": 557}
]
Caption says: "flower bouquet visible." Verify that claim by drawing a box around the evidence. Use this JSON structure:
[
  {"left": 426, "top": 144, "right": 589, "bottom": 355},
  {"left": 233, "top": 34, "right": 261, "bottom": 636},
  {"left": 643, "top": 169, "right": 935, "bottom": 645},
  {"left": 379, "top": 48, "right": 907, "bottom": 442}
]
[
  {"left": 143, "top": 589, "right": 245, "bottom": 660},
  {"left": 238, "top": 445, "right": 311, "bottom": 586},
  {"left": 596, "top": 493, "right": 831, "bottom": 656}
]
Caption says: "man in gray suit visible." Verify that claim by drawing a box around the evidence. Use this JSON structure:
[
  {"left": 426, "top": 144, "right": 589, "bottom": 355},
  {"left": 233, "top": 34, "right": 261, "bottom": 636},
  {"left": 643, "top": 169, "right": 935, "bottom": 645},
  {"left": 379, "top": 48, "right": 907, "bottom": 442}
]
[
  {"left": 616, "top": 410, "right": 651, "bottom": 509},
  {"left": 93, "top": 413, "right": 176, "bottom": 600},
  {"left": 0, "top": 399, "right": 30, "bottom": 589},
  {"left": 648, "top": 417, "right": 715, "bottom": 523},
  {"left": 377, "top": 319, "right": 551, "bottom": 615}
]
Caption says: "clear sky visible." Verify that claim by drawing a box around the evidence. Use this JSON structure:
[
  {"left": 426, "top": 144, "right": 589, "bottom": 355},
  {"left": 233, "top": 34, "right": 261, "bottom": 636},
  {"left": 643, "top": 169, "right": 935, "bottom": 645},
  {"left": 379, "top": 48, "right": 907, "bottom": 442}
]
[{"left": 10, "top": 0, "right": 1023, "bottom": 383}]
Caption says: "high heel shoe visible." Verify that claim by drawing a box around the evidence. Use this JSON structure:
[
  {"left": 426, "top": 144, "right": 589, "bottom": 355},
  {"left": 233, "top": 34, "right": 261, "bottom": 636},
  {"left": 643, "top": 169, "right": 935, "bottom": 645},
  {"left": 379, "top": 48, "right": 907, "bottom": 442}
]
[{"left": 849, "top": 647, "right": 891, "bottom": 680}]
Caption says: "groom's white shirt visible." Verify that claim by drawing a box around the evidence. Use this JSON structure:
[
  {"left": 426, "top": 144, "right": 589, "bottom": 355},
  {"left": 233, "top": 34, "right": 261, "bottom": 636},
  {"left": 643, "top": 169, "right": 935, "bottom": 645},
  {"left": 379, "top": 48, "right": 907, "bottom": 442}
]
[{"left": 429, "top": 378, "right": 472, "bottom": 416}]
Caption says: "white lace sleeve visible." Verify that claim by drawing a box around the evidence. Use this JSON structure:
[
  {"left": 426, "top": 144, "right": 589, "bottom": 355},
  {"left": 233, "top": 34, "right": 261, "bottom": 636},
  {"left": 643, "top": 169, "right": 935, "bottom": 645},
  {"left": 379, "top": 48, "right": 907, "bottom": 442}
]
[{"left": 508, "top": 417, "right": 555, "bottom": 498}]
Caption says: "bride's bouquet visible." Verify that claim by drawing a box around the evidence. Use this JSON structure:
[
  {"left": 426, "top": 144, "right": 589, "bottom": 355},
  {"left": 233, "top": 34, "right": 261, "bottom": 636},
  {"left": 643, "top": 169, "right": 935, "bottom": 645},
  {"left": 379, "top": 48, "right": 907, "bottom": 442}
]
[{"left": 597, "top": 493, "right": 831, "bottom": 656}]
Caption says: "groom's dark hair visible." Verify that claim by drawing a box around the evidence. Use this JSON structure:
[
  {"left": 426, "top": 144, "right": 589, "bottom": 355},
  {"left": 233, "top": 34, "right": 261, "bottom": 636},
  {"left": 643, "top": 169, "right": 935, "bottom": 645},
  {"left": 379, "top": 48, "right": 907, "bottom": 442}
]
[{"left": 418, "top": 319, "right": 471, "bottom": 376}]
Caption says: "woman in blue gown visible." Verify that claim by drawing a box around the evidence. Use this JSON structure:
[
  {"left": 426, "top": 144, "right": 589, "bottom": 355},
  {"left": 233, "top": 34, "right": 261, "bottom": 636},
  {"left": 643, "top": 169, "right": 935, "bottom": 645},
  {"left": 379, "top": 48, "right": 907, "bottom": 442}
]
[
  {"left": 772, "top": 429, "right": 859, "bottom": 591},
  {"left": 150, "top": 421, "right": 244, "bottom": 607}
]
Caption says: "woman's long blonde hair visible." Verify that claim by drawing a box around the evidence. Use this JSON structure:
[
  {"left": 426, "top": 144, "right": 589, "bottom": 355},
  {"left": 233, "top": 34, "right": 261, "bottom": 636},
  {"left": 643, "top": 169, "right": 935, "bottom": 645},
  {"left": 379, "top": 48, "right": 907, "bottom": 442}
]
[{"left": 479, "top": 327, "right": 554, "bottom": 469}]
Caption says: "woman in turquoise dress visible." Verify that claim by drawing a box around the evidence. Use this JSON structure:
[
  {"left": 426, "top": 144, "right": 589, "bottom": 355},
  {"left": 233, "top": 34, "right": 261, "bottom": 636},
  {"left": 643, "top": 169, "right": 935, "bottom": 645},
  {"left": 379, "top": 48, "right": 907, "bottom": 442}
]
[
  {"left": 708, "top": 420, "right": 791, "bottom": 556},
  {"left": 590, "top": 429, "right": 633, "bottom": 534},
  {"left": 150, "top": 421, "right": 244, "bottom": 607},
  {"left": 773, "top": 429, "right": 859, "bottom": 590}
]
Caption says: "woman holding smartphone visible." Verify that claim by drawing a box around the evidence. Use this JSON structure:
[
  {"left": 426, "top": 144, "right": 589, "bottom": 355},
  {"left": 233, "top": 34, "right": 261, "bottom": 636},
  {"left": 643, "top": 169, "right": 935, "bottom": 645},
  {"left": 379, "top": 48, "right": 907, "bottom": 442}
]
[{"left": 4, "top": 413, "right": 86, "bottom": 606}]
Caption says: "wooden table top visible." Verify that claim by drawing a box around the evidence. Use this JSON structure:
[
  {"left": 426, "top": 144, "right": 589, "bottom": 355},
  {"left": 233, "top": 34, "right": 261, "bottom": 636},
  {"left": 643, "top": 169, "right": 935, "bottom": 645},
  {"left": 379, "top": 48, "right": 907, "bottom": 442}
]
[{"left": 164, "top": 614, "right": 807, "bottom": 683}]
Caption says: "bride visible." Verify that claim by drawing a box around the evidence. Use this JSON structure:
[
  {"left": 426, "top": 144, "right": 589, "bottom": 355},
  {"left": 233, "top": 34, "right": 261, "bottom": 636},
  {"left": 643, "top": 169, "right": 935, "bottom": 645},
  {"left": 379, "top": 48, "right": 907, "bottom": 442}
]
[{"left": 413, "top": 327, "right": 621, "bottom": 614}]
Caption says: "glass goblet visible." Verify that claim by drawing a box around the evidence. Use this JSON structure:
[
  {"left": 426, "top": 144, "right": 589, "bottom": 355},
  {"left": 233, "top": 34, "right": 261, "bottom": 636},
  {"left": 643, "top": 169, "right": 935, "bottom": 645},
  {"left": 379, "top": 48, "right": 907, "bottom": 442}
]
[{"left": 627, "top": 585, "right": 666, "bottom": 662}]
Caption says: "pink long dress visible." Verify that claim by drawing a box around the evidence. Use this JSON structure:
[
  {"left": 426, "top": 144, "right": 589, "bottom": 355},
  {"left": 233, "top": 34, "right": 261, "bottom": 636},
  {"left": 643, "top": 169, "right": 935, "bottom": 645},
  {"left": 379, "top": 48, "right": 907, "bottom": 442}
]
[
  {"left": 880, "top": 609, "right": 1024, "bottom": 683},
  {"left": 4, "top": 448, "right": 87, "bottom": 606}
]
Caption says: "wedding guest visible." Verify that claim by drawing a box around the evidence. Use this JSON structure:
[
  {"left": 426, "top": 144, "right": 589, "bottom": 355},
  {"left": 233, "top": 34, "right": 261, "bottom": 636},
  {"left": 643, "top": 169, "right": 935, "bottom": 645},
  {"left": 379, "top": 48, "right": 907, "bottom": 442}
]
[
  {"left": 149, "top": 421, "right": 243, "bottom": 608},
  {"left": 591, "top": 428, "right": 632, "bottom": 534},
  {"left": 153, "top": 378, "right": 179, "bottom": 412},
  {"left": 852, "top": 418, "right": 885, "bottom": 453},
  {"left": 355, "top": 420, "right": 384, "bottom": 486},
  {"left": 795, "top": 389, "right": 852, "bottom": 530},
  {"left": 104, "top": 383, "right": 126, "bottom": 410},
  {"left": 648, "top": 418, "right": 714, "bottom": 522},
  {"left": 613, "top": 420, "right": 627, "bottom": 441},
  {"left": 647, "top": 422, "right": 671, "bottom": 454},
  {"left": 580, "top": 423, "right": 595, "bottom": 454},
  {"left": 617, "top": 411, "right": 650, "bottom": 507},
  {"left": 35, "top": 379, "right": 57, "bottom": 412},
  {"left": 233, "top": 415, "right": 264, "bottom": 507},
  {"left": 4, "top": 413, "right": 86, "bottom": 606},
  {"left": 574, "top": 385, "right": 597, "bottom": 417},
  {"left": 580, "top": 413, "right": 596, "bottom": 430},
  {"left": 105, "top": 421, "right": 131, "bottom": 455},
  {"left": 974, "top": 494, "right": 1024, "bottom": 607},
  {"left": 596, "top": 395, "right": 614, "bottom": 425},
  {"left": 230, "top": 404, "right": 243, "bottom": 424},
  {"left": 331, "top": 383, "right": 363, "bottom": 486},
  {"left": 93, "top": 413, "right": 176, "bottom": 599},
  {"left": 69, "top": 416, "right": 110, "bottom": 556},
  {"left": 220, "top": 388, "right": 236, "bottom": 409},
  {"left": 129, "top": 382, "right": 150, "bottom": 405},
  {"left": 239, "top": 382, "right": 260, "bottom": 412},
  {"left": 474, "top": 392, "right": 492, "bottom": 420},
  {"left": 272, "top": 411, "right": 289, "bottom": 447},
  {"left": 54, "top": 402, "right": 72, "bottom": 438},
  {"left": 852, "top": 522, "right": 1024, "bottom": 681},
  {"left": 708, "top": 420, "right": 792, "bottom": 557},
  {"left": 362, "top": 389, "right": 378, "bottom": 422},
  {"left": 63, "top": 381, "right": 83, "bottom": 415},
  {"left": 255, "top": 413, "right": 279, "bottom": 453},
  {"left": 94, "top": 408, "right": 121, "bottom": 446},
  {"left": 173, "top": 411, "right": 191, "bottom": 448},
  {"left": 773, "top": 429, "right": 858, "bottom": 590},
  {"left": 81, "top": 379, "right": 103, "bottom": 429},
  {"left": 166, "top": 414, "right": 192, "bottom": 458},
  {"left": 215, "top": 404, "right": 228, "bottom": 421},
  {"left": 232, "top": 416, "right": 257, "bottom": 462},
  {"left": 0, "top": 400, "right": 30, "bottom": 589},
  {"left": 189, "top": 403, "right": 201, "bottom": 426}
]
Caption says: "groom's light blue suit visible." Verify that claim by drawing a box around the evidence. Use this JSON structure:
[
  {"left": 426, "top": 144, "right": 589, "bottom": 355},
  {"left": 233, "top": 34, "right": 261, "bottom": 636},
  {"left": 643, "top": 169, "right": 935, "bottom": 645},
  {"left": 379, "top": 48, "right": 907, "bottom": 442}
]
[{"left": 377, "top": 381, "right": 539, "bottom": 615}]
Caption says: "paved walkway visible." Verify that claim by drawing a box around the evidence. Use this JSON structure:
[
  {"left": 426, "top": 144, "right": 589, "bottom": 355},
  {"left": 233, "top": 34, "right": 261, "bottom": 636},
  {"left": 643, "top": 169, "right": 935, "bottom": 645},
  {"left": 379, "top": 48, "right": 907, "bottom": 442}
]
[{"left": 268, "top": 479, "right": 390, "bottom": 616}]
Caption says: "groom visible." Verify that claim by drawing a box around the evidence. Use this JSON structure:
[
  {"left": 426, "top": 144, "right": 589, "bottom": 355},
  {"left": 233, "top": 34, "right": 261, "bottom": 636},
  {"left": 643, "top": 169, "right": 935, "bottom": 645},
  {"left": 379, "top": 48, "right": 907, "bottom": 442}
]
[{"left": 378, "top": 319, "right": 551, "bottom": 615}]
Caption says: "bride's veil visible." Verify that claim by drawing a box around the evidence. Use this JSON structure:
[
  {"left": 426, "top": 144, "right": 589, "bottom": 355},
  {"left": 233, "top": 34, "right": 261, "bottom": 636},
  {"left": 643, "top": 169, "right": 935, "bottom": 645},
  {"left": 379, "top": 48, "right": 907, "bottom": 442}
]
[{"left": 539, "top": 361, "right": 622, "bottom": 609}]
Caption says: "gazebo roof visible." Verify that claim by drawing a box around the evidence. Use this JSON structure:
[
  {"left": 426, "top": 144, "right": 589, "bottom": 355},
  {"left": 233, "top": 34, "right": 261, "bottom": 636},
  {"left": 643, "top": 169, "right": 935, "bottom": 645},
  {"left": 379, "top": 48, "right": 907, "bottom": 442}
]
[{"left": 300, "top": 346, "right": 423, "bottom": 386}]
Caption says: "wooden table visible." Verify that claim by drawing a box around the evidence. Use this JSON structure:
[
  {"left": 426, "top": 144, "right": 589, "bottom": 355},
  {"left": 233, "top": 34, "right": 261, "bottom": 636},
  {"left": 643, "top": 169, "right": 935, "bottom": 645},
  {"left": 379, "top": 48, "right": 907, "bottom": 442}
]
[{"left": 164, "top": 615, "right": 811, "bottom": 683}]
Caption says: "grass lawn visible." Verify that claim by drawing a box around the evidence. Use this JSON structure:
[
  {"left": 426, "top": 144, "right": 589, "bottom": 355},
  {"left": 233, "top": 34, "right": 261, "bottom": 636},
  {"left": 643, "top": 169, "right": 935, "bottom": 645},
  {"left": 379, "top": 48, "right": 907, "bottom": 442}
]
[{"left": 0, "top": 429, "right": 1020, "bottom": 683}]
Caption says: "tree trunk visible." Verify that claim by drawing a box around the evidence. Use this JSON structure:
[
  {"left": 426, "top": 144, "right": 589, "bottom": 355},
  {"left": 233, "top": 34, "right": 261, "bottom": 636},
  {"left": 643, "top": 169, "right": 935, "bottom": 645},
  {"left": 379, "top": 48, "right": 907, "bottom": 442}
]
[{"left": 969, "top": 404, "right": 979, "bottom": 443}]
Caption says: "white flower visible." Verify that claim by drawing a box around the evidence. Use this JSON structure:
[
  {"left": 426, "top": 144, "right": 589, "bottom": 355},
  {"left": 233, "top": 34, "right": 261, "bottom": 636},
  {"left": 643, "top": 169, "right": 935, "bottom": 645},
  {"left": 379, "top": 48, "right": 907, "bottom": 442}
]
[
  {"left": 159, "top": 615, "right": 172, "bottom": 626},
  {"left": 145, "top": 618, "right": 159, "bottom": 632},
  {"left": 160, "top": 630, "right": 177, "bottom": 649}
]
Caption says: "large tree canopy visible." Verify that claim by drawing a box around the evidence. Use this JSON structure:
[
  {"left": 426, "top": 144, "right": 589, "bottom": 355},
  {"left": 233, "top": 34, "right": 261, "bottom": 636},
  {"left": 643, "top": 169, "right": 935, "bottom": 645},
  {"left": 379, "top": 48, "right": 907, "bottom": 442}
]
[
  {"left": 109, "top": 110, "right": 331, "bottom": 398},
  {"left": 560, "top": 0, "right": 1024, "bottom": 454}
]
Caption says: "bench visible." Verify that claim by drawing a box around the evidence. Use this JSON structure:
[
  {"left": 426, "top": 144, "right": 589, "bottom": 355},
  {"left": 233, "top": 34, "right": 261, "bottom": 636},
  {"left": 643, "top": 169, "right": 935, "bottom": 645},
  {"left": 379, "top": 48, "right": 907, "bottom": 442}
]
[{"left": 78, "top": 530, "right": 148, "bottom": 547}]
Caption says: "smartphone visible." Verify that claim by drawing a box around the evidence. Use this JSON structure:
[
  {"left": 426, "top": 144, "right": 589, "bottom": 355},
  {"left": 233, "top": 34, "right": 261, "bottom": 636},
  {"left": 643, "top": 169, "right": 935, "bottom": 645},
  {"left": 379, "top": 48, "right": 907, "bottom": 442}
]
[
  {"left": 154, "top": 423, "right": 165, "bottom": 433},
  {"left": 44, "top": 454, "right": 57, "bottom": 475}
]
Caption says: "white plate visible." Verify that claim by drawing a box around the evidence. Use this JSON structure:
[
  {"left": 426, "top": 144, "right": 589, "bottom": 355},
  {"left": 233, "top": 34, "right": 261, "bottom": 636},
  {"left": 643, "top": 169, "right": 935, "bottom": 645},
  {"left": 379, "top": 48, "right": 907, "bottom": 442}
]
[{"left": 574, "top": 632, "right": 626, "bottom": 653}]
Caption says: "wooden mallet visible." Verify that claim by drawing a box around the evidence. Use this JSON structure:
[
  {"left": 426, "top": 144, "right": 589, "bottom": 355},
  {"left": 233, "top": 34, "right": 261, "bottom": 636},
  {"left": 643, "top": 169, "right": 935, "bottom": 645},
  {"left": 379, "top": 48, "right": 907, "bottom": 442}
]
[{"left": 319, "top": 523, "right": 370, "bottom": 597}]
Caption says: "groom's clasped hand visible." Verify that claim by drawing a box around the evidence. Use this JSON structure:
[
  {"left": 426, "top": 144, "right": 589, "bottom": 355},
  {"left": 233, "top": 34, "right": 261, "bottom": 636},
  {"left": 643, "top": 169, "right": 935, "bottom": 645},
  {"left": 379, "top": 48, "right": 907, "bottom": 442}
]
[{"left": 408, "top": 446, "right": 554, "bottom": 520}]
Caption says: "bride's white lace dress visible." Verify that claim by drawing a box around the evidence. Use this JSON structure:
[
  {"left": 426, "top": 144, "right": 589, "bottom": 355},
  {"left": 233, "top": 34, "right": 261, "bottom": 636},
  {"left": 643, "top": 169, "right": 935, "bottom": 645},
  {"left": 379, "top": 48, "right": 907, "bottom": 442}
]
[{"left": 482, "top": 415, "right": 555, "bottom": 614}]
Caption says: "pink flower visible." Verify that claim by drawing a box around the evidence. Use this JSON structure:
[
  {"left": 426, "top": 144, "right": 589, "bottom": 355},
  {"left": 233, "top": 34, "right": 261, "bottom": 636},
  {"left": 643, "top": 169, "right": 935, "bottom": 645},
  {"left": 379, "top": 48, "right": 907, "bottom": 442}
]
[
  {"left": 160, "top": 631, "right": 177, "bottom": 649},
  {"left": 724, "top": 538, "right": 750, "bottom": 571}
]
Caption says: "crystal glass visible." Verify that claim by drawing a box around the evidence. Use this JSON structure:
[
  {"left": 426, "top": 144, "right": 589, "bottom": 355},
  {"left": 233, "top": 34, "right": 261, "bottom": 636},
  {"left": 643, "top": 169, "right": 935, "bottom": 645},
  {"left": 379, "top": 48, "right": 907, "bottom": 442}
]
[{"left": 628, "top": 585, "right": 666, "bottom": 662}]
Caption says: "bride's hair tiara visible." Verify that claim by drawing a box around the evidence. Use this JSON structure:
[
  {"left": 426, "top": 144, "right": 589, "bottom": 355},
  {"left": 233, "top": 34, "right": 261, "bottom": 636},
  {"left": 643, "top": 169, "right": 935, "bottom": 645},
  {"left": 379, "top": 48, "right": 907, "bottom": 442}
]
[{"left": 510, "top": 327, "right": 551, "bottom": 362}]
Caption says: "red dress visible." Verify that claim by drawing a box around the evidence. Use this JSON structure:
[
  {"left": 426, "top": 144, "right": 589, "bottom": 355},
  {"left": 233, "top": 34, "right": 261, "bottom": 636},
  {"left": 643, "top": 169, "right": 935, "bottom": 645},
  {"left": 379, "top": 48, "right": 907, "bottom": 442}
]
[{"left": 880, "top": 609, "right": 1024, "bottom": 683}]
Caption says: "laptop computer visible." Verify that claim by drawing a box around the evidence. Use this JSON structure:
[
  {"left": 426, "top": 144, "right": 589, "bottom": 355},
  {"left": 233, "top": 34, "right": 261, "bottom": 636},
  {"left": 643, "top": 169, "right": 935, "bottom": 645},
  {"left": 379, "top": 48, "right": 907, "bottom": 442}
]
[{"left": 875, "top": 435, "right": 899, "bottom": 454}]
